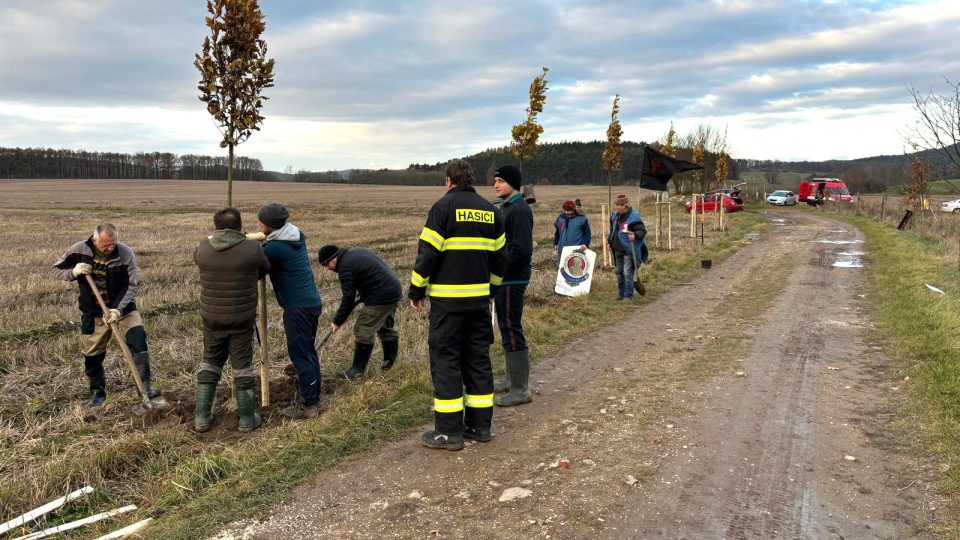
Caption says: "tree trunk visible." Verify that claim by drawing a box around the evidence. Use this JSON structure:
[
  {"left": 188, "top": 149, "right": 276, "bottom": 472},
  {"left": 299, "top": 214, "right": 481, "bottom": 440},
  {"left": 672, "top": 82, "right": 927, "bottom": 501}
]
[{"left": 227, "top": 143, "right": 234, "bottom": 207}]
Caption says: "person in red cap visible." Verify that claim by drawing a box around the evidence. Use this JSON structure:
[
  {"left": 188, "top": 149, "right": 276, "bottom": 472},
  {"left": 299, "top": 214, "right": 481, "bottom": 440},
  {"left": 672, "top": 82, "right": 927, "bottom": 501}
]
[{"left": 553, "top": 199, "right": 591, "bottom": 265}]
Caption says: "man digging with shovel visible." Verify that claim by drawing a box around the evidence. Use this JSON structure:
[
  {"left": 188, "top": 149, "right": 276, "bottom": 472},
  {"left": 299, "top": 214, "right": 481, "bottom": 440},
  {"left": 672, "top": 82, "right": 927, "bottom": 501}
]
[
  {"left": 53, "top": 223, "right": 163, "bottom": 409},
  {"left": 607, "top": 194, "right": 649, "bottom": 301}
]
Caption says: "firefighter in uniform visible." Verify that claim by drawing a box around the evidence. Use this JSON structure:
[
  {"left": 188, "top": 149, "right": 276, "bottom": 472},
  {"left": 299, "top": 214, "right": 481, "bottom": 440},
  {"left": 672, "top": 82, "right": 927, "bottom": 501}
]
[{"left": 409, "top": 159, "right": 507, "bottom": 451}]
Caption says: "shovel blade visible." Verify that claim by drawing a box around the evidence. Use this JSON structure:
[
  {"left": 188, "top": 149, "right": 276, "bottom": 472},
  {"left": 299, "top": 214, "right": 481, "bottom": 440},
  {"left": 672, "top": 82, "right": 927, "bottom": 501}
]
[{"left": 634, "top": 280, "right": 646, "bottom": 296}]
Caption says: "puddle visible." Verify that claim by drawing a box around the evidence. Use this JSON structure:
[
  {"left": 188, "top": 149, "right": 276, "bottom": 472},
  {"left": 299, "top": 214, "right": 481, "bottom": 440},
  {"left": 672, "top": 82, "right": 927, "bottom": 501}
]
[
  {"left": 770, "top": 218, "right": 788, "bottom": 226},
  {"left": 814, "top": 239, "right": 863, "bottom": 245},
  {"left": 832, "top": 252, "right": 865, "bottom": 268}
]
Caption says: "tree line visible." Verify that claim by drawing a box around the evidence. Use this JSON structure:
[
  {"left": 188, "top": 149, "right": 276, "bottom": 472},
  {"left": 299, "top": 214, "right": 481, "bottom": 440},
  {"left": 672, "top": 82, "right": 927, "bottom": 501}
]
[
  {"left": 411, "top": 140, "right": 740, "bottom": 190},
  {"left": 0, "top": 147, "right": 266, "bottom": 180}
]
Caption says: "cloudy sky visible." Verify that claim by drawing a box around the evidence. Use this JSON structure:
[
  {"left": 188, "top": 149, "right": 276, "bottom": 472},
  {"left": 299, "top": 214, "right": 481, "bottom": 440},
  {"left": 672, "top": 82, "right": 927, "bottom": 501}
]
[{"left": 2, "top": 0, "right": 958, "bottom": 171}]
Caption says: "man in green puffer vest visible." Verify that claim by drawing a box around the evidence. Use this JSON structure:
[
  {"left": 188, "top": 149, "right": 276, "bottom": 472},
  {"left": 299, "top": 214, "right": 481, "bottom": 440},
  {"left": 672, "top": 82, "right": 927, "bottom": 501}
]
[{"left": 193, "top": 208, "right": 271, "bottom": 433}]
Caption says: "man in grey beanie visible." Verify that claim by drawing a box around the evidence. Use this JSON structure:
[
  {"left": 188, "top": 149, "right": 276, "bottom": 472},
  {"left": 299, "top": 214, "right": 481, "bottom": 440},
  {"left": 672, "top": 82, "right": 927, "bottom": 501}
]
[{"left": 257, "top": 203, "right": 324, "bottom": 420}]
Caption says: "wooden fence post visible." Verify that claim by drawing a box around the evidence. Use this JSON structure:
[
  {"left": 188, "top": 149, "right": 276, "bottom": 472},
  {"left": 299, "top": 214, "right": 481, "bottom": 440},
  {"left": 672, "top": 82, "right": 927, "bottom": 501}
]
[{"left": 258, "top": 278, "right": 269, "bottom": 406}]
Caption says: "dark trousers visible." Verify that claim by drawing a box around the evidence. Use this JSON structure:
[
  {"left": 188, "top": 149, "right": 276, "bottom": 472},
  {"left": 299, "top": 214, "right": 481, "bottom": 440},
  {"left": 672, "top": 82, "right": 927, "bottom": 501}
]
[
  {"left": 494, "top": 284, "right": 528, "bottom": 352},
  {"left": 428, "top": 306, "right": 494, "bottom": 435},
  {"left": 198, "top": 324, "right": 256, "bottom": 389},
  {"left": 283, "top": 305, "right": 323, "bottom": 407}
]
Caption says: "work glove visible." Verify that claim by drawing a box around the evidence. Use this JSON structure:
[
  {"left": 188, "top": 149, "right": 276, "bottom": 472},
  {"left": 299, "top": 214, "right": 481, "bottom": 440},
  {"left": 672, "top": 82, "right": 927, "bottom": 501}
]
[
  {"left": 72, "top": 263, "right": 92, "bottom": 278},
  {"left": 245, "top": 232, "right": 266, "bottom": 241},
  {"left": 105, "top": 309, "right": 121, "bottom": 324}
]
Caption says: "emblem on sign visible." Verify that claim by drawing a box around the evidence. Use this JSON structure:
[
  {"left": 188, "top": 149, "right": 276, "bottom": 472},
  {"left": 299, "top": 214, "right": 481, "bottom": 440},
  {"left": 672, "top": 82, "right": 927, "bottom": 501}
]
[{"left": 560, "top": 250, "right": 590, "bottom": 286}]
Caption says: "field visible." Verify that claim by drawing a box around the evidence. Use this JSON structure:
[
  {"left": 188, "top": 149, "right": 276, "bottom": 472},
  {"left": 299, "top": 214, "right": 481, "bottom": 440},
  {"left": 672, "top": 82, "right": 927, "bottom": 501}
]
[{"left": 0, "top": 179, "right": 764, "bottom": 538}]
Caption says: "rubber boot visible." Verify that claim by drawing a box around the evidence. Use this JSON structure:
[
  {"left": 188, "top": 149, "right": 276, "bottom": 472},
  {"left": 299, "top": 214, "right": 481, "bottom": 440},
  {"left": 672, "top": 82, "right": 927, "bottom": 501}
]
[
  {"left": 493, "top": 352, "right": 511, "bottom": 393},
  {"left": 194, "top": 383, "right": 216, "bottom": 433},
  {"left": 380, "top": 338, "right": 399, "bottom": 371},
  {"left": 236, "top": 388, "right": 262, "bottom": 433},
  {"left": 84, "top": 353, "right": 107, "bottom": 407},
  {"left": 339, "top": 342, "right": 373, "bottom": 380},
  {"left": 494, "top": 349, "right": 532, "bottom": 407},
  {"left": 132, "top": 352, "right": 162, "bottom": 398}
]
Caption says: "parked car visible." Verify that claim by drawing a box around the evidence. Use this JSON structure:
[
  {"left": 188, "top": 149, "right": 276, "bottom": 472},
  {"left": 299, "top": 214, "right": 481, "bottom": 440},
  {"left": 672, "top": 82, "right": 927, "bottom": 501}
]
[
  {"left": 766, "top": 190, "right": 797, "bottom": 206},
  {"left": 941, "top": 198, "right": 960, "bottom": 213},
  {"left": 684, "top": 193, "right": 744, "bottom": 213}
]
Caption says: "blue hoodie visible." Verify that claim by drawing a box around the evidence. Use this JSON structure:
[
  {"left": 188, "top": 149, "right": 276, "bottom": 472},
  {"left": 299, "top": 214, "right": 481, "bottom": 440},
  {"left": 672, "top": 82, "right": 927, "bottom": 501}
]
[
  {"left": 263, "top": 223, "right": 322, "bottom": 309},
  {"left": 553, "top": 212, "right": 591, "bottom": 262}
]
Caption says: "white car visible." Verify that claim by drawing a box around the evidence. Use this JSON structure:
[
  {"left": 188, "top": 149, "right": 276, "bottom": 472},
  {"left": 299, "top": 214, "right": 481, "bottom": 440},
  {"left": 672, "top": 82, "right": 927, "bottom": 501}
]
[
  {"left": 941, "top": 198, "right": 960, "bottom": 213},
  {"left": 766, "top": 190, "right": 797, "bottom": 206}
]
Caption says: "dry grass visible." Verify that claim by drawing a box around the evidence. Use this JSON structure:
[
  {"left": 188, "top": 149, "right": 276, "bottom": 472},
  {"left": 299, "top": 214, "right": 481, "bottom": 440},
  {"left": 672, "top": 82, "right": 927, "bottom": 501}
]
[{"left": 0, "top": 179, "right": 763, "bottom": 537}]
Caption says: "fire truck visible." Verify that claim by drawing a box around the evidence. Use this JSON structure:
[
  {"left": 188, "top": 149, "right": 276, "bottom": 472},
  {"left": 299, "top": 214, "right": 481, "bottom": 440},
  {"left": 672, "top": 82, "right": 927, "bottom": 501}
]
[{"left": 798, "top": 178, "right": 853, "bottom": 206}]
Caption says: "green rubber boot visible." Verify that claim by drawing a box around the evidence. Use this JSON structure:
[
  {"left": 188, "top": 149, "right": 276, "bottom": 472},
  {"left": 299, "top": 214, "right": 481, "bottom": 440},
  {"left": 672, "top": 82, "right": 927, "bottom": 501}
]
[
  {"left": 494, "top": 349, "right": 532, "bottom": 407},
  {"left": 236, "top": 388, "right": 262, "bottom": 433},
  {"left": 493, "top": 352, "right": 511, "bottom": 393},
  {"left": 194, "top": 383, "right": 216, "bottom": 433}
]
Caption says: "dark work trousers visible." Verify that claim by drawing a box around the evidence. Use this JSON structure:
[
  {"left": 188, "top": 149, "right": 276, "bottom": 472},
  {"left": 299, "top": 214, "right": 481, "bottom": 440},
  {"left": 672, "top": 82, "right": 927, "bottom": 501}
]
[
  {"left": 428, "top": 305, "right": 494, "bottom": 435},
  {"left": 283, "top": 305, "right": 323, "bottom": 407},
  {"left": 494, "top": 284, "right": 528, "bottom": 352},
  {"left": 198, "top": 324, "right": 256, "bottom": 389}
]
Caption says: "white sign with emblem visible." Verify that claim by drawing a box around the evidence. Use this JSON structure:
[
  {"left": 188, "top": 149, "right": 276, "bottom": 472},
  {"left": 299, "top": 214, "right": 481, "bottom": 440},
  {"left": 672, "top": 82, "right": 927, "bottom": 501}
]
[{"left": 555, "top": 246, "right": 596, "bottom": 297}]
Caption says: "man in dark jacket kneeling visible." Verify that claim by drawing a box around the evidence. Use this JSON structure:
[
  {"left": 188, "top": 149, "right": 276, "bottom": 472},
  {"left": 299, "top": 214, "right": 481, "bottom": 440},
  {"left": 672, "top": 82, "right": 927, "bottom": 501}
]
[
  {"left": 193, "top": 208, "right": 270, "bottom": 433},
  {"left": 318, "top": 245, "right": 402, "bottom": 379}
]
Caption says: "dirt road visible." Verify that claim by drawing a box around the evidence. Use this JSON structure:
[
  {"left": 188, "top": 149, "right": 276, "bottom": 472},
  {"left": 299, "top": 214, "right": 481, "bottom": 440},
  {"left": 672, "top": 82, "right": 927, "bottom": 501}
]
[{"left": 218, "top": 211, "right": 936, "bottom": 539}]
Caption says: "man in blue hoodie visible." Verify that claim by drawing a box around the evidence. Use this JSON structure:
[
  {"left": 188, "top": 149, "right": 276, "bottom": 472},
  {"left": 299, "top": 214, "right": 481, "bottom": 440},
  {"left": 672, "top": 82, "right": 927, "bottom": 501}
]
[{"left": 257, "top": 203, "right": 324, "bottom": 419}]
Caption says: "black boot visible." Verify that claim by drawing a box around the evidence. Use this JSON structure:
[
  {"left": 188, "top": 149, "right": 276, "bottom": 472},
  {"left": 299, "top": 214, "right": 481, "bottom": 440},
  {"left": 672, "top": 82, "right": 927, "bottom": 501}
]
[
  {"left": 132, "top": 352, "right": 162, "bottom": 398},
  {"left": 84, "top": 353, "right": 107, "bottom": 407},
  {"left": 339, "top": 342, "right": 374, "bottom": 380},
  {"left": 380, "top": 338, "right": 399, "bottom": 371}
]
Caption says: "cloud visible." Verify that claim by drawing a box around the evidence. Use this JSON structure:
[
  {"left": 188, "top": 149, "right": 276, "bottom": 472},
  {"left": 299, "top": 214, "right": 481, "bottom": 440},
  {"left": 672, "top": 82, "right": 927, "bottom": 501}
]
[{"left": 1, "top": 0, "right": 959, "bottom": 169}]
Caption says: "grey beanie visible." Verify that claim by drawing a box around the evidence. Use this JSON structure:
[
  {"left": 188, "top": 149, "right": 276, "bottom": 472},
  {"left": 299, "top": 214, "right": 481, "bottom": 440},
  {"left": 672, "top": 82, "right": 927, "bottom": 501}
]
[{"left": 257, "top": 203, "right": 289, "bottom": 229}]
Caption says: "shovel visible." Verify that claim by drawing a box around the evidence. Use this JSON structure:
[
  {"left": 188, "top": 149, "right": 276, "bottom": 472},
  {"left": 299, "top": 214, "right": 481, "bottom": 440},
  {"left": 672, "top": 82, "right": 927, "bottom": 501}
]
[
  {"left": 630, "top": 239, "right": 646, "bottom": 296},
  {"left": 316, "top": 329, "right": 333, "bottom": 349},
  {"left": 83, "top": 275, "right": 168, "bottom": 414}
]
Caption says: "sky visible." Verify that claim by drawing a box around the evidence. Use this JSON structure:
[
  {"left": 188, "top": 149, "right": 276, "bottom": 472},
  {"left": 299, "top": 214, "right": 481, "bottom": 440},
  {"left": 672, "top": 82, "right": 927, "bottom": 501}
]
[{"left": 2, "top": 0, "right": 959, "bottom": 172}]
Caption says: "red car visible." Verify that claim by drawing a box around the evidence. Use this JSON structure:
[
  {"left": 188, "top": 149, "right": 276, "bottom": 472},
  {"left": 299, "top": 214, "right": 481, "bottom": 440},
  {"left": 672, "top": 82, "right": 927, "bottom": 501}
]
[{"left": 684, "top": 193, "right": 744, "bottom": 213}]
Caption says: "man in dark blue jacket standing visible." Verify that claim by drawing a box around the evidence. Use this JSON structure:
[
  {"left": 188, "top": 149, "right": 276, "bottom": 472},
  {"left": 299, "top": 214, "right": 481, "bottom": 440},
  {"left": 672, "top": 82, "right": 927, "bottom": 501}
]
[
  {"left": 257, "top": 203, "right": 324, "bottom": 419},
  {"left": 490, "top": 165, "right": 534, "bottom": 407},
  {"left": 318, "top": 245, "right": 402, "bottom": 379}
]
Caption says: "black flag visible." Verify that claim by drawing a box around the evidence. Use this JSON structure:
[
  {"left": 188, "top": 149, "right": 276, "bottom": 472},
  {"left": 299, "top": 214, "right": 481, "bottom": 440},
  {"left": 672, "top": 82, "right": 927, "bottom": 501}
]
[{"left": 639, "top": 145, "right": 703, "bottom": 191}]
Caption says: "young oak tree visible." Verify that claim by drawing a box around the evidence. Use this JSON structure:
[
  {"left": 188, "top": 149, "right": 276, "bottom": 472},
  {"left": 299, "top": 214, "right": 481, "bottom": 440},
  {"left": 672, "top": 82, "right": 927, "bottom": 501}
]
[
  {"left": 602, "top": 94, "right": 623, "bottom": 211},
  {"left": 511, "top": 67, "right": 550, "bottom": 172},
  {"left": 195, "top": 0, "right": 275, "bottom": 206},
  {"left": 660, "top": 121, "right": 679, "bottom": 192}
]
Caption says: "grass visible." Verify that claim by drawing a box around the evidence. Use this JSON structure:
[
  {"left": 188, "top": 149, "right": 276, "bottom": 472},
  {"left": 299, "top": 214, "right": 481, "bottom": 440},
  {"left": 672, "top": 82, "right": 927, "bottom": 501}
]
[
  {"left": 822, "top": 210, "right": 960, "bottom": 534},
  {"left": 0, "top": 180, "right": 767, "bottom": 539}
]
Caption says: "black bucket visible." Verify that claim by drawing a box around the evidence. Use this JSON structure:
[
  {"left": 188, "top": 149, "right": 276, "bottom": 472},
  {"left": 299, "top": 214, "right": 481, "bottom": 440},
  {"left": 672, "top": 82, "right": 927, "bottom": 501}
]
[{"left": 701, "top": 259, "right": 712, "bottom": 269}]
